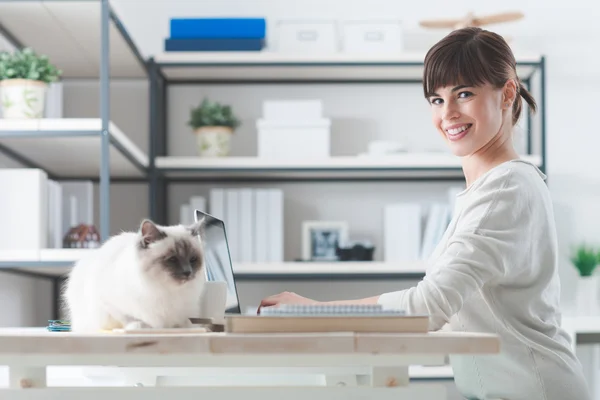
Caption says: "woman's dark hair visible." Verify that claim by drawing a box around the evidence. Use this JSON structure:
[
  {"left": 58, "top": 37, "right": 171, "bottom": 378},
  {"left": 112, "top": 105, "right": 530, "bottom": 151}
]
[{"left": 423, "top": 27, "right": 536, "bottom": 126}]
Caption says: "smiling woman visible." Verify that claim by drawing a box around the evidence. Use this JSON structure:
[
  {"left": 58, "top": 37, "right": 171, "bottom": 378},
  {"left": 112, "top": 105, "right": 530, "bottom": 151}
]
[{"left": 258, "top": 27, "right": 591, "bottom": 400}]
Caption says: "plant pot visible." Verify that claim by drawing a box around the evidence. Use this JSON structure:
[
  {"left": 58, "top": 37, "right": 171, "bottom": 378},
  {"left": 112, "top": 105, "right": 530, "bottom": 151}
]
[
  {"left": 194, "top": 126, "right": 233, "bottom": 157},
  {"left": 576, "top": 275, "right": 600, "bottom": 316},
  {"left": 0, "top": 79, "right": 48, "bottom": 119}
]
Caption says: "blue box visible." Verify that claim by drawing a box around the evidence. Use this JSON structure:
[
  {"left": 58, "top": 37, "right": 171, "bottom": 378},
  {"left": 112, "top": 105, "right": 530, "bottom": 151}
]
[
  {"left": 165, "top": 38, "right": 265, "bottom": 52},
  {"left": 170, "top": 18, "right": 266, "bottom": 39}
]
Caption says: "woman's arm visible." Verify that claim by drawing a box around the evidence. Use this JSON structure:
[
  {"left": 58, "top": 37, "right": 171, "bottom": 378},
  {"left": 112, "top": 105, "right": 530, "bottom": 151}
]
[
  {"left": 259, "top": 167, "right": 527, "bottom": 327},
  {"left": 258, "top": 292, "right": 380, "bottom": 310}
]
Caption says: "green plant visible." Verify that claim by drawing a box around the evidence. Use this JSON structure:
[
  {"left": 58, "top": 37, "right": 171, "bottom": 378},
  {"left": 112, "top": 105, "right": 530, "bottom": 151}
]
[
  {"left": 187, "top": 98, "right": 241, "bottom": 130},
  {"left": 571, "top": 244, "right": 599, "bottom": 277},
  {"left": 0, "top": 47, "right": 62, "bottom": 83}
]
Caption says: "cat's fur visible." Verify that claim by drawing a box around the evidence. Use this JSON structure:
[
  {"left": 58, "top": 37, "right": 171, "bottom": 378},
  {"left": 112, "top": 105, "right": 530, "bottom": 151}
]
[{"left": 63, "top": 218, "right": 206, "bottom": 333}]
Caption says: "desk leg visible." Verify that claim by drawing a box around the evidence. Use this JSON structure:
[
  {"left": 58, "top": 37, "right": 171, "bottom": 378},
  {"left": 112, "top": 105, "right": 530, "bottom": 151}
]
[{"left": 8, "top": 366, "right": 46, "bottom": 389}]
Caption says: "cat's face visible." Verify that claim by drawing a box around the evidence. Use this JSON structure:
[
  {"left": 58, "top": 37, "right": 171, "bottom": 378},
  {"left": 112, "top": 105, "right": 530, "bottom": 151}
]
[{"left": 136, "top": 219, "right": 205, "bottom": 285}]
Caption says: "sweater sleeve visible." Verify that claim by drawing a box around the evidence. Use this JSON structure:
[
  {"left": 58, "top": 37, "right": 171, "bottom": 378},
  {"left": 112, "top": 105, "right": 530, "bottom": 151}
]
[{"left": 378, "top": 167, "right": 527, "bottom": 330}]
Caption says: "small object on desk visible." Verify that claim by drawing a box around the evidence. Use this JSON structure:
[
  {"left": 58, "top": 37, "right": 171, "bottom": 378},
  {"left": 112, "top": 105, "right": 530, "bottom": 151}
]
[{"left": 47, "top": 320, "right": 71, "bottom": 332}]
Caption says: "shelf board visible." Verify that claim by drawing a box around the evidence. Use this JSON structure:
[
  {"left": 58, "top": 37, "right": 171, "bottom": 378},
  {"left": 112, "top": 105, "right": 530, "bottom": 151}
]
[
  {"left": 0, "top": 248, "right": 90, "bottom": 277},
  {"left": 233, "top": 261, "right": 426, "bottom": 280},
  {"left": 153, "top": 51, "right": 543, "bottom": 82},
  {"left": 0, "top": 252, "right": 426, "bottom": 280},
  {"left": 0, "top": 0, "right": 146, "bottom": 79},
  {"left": 0, "top": 118, "right": 148, "bottom": 178},
  {"left": 156, "top": 153, "right": 542, "bottom": 180}
]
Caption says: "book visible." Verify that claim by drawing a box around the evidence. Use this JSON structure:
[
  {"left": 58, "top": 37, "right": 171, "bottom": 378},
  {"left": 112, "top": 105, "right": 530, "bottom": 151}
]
[{"left": 165, "top": 38, "right": 265, "bottom": 52}]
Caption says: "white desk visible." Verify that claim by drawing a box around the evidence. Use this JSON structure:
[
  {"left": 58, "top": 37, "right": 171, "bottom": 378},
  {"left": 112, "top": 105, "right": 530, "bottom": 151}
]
[{"left": 0, "top": 328, "right": 498, "bottom": 400}]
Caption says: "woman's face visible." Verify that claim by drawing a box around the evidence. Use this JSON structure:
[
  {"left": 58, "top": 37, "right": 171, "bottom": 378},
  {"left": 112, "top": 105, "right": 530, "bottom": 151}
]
[{"left": 427, "top": 82, "right": 511, "bottom": 158}]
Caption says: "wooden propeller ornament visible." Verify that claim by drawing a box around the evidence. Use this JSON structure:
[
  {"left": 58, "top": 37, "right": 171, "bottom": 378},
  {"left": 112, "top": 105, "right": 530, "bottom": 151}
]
[{"left": 419, "top": 11, "right": 524, "bottom": 30}]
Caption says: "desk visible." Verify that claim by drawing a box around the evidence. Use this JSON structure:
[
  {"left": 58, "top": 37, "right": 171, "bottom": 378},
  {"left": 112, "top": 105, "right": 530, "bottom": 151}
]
[{"left": 0, "top": 328, "right": 498, "bottom": 400}]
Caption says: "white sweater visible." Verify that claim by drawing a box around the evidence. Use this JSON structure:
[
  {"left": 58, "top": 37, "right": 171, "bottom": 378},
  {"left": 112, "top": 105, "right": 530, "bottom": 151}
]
[{"left": 377, "top": 160, "right": 591, "bottom": 400}]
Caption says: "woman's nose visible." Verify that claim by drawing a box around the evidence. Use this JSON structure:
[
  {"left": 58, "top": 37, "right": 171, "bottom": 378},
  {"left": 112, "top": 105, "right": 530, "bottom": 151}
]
[{"left": 442, "top": 103, "right": 460, "bottom": 120}]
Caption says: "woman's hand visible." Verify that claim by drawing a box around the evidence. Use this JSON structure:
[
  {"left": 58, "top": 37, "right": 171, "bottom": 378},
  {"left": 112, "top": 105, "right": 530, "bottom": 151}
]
[{"left": 258, "top": 291, "right": 318, "bottom": 314}]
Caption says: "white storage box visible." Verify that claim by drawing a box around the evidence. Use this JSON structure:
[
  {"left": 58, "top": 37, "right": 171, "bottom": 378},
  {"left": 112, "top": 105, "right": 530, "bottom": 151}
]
[
  {"left": 263, "top": 100, "right": 323, "bottom": 121},
  {"left": 256, "top": 119, "right": 331, "bottom": 159},
  {"left": 341, "top": 20, "right": 403, "bottom": 54},
  {"left": 276, "top": 20, "right": 338, "bottom": 53}
]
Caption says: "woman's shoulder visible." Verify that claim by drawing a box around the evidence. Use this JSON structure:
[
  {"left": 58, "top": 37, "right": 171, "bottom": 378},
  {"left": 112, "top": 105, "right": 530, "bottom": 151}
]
[
  {"left": 456, "top": 159, "right": 550, "bottom": 231},
  {"left": 465, "top": 159, "right": 547, "bottom": 198}
]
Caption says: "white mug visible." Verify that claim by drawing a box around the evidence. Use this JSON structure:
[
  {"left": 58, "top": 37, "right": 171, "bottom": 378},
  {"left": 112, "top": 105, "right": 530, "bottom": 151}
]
[{"left": 198, "top": 281, "right": 228, "bottom": 325}]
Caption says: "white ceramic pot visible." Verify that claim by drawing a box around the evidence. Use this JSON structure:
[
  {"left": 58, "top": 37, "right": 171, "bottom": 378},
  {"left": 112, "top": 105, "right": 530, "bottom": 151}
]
[
  {"left": 194, "top": 126, "right": 233, "bottom": 157},
  {"left": 576, "top": 275, "right": 600, "bottom": 316},
  {"left": 0, "top": 78, "right": 48, "bottom": 119}
]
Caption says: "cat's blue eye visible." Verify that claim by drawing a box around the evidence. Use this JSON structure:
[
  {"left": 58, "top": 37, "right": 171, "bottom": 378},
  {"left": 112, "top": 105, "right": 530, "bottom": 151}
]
[
  {"left": 168, "top": 256, "right": 177, "bottom": 263},
  {"left": 190, "top": 256, "right": 198, "bottom": 263}
]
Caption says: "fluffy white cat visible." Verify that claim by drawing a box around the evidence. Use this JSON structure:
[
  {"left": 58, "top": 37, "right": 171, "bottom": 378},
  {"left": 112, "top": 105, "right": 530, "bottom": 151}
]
[{"left": 63, "top": 218, "right": 206, "bottom": 333}]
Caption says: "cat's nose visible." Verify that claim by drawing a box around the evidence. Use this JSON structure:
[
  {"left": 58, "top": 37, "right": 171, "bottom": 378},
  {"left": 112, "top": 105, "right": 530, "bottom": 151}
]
[{"left": 181, "top": 270, "right": 191, "bottom": 278}]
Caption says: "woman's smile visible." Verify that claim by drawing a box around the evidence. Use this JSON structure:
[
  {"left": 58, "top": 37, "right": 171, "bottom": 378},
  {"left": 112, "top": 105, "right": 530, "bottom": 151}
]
[{"left": 445, "top": 123, "right": 473, "bottom": 141}]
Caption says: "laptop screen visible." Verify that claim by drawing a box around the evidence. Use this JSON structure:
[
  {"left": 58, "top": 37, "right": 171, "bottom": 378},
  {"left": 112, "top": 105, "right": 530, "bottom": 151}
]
[{"left": 194, "top": 209, "right": 241, "bottom": 314}]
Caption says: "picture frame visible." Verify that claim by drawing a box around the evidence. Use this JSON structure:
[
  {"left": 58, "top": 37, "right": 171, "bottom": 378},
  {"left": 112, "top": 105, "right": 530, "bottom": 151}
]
[{"left": 302, "top": 220, "right": 349, "bottom": 261}]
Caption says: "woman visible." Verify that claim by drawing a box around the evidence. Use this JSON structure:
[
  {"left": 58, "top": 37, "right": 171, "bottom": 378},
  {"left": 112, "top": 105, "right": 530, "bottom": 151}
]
[{"left": 259, "top": 27, "right": 591, "bottom": 400}]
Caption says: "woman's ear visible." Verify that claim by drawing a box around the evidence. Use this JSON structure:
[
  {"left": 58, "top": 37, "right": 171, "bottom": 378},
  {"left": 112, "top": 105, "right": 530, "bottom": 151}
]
[{"left": 502, "top": 79, "right": 518, "bottom": 109}]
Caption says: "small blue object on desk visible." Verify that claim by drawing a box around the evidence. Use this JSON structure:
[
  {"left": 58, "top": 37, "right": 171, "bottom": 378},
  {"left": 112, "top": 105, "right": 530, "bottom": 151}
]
[
  {"left": 165, "top": 17, "right": 266, "bottom": 52},
  {"left": 47, "top": 320, "right": 71, "bottom": 332}
]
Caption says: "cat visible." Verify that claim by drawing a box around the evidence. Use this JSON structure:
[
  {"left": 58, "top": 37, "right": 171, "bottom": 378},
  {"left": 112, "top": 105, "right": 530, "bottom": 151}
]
[{"left": 62, "top": 218, "right": 206, "bottom": 333}]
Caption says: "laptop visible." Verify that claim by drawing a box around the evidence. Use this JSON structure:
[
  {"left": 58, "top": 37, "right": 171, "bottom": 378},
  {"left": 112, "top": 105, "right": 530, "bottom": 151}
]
[{"left": 194, "top": 209, "right": 242, "bottom": 314}]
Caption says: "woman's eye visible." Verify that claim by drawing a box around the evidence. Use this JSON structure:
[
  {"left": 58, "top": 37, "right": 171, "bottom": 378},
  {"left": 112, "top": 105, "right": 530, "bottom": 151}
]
[
  {"left": 430, "top": 98, "right": 443, "bottom": 105},
  {"left": 458, "top": 91, "right": 473, "bottom": 98}
]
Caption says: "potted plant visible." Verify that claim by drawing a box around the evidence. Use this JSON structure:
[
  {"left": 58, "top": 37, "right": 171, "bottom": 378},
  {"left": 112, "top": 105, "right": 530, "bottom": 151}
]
[
  {"left": 187, "top": 98, "right": 241, "bottom": 157},
  {"left": 0, "top": 47, "right": 62, "bottom": 119},
  {"left": 571, "top": 244, "right": 600, "bottom": 316}
]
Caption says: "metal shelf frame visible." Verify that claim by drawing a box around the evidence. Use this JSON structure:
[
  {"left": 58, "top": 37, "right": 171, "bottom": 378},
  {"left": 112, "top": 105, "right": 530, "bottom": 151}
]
[
  {"left": 0, "top": 0, "right": 150, "bottom": 319},
  {"left": 148, "top": 55, "right": 547, "bottom": 225}
]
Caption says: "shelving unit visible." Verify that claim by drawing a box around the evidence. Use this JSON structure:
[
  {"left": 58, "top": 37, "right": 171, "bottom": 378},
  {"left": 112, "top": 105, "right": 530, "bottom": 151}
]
[
  {"left": 0, "top": 0, "right": 149, "bottom": 318},
  {"left": 0, "top": 1, "right": 547, "bottom": 325}
]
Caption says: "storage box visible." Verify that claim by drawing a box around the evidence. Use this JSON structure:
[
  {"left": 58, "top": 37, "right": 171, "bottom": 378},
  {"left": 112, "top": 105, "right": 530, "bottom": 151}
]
[
  {"left": 341, "top": 20, "right": 403, "bottom": 54},
  {"left": 256, "top": 119, "right": 331, "bottom": 159},
  {"left": 276, "top": 20, "right": 338, "bottom": 53},
  {"left": 262, "top": 100, "right": 323, "bottom": 121}
]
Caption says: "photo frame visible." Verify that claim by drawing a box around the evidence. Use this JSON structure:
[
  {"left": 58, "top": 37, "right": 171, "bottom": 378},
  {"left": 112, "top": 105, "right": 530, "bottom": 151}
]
[{"left": 302, "top": 220, "right": 349, "bottom": 261}]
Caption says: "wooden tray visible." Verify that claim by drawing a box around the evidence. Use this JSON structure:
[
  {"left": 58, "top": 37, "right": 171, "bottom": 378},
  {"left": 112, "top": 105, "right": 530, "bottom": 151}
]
[{"left": 225, "top": 315, "right": 429, "bottom": 333}]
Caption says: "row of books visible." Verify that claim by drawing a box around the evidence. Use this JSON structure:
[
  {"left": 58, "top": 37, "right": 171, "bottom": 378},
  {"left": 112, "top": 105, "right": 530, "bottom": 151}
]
[
  {"left": 165, "top": 18, "right": 266, "bottom": 52},
  {"left": 179, "top": 188, "right": 284, "bottom": 263},
  {"left": 383, "top": 187, "right": 462, "bottom": 263},
  {"left": 0, "top": 168, "right": 94, "bottom": 250}
]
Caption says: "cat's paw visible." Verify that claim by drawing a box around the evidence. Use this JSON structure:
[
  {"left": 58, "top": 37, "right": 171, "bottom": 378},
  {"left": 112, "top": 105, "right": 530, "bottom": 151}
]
[{"left": 124, "top": 321, "right": 149, "bottom": 330}]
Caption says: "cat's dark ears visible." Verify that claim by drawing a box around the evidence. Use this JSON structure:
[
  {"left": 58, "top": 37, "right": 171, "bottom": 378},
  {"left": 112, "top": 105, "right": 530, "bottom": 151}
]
[
  {"left": 139, "top": 219, "right": 166, "bottom": 248},
  {"left": 187, "top": 217, "right": 205, "bottom": 239}
]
